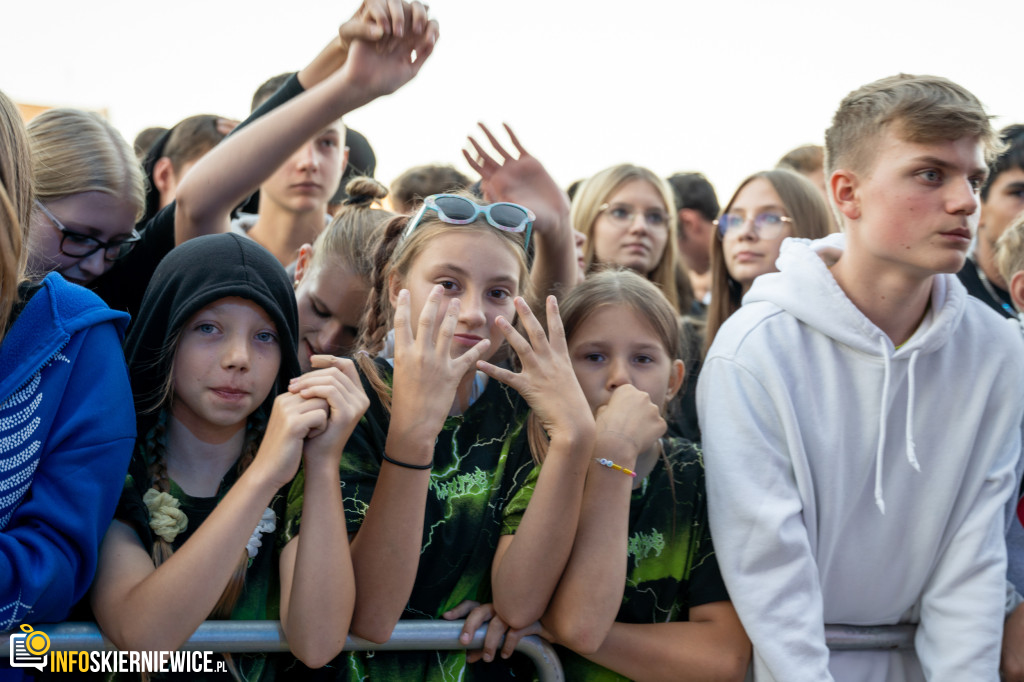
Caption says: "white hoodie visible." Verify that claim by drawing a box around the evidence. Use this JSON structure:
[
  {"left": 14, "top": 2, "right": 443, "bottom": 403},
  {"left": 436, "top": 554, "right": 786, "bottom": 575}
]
[{"left": 698, "top": 233, "right": 1024, "bottom": 682}]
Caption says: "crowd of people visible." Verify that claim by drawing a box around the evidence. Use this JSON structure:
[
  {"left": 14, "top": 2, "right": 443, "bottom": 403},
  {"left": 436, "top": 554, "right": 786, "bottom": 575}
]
[{"left": 3, "top": 1, "right": 1024, "bottom": 681}]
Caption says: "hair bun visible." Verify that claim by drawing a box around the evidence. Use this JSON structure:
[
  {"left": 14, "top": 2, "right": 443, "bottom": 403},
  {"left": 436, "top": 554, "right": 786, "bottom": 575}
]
[{"left": 344, "top": 176, "right": 389, "bottom": 207}]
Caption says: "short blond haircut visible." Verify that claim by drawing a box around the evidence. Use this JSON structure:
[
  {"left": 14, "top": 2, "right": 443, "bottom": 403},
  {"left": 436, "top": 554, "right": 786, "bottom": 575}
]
[
  {"left": 995, "top": 213, "right": 1024, "bottom": 286},
  {"left": 825, "top": 74, "right": 1001, "bottom": 177}
]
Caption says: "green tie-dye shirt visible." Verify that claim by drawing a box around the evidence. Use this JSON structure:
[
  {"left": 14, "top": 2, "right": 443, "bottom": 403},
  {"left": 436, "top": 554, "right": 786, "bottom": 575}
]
[
  {"left": 557, "top": 438, "right": 729, "bottom": 682},
  {"left": 282, "top": 358, "right": 536, "bottom": 681}
]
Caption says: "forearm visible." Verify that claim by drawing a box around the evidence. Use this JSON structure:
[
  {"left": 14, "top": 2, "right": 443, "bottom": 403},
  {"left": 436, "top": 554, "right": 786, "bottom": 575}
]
[
  {"left": 96, "top": 468, "right": 281, "bottom": 651},
  {"left": 492, "top": 430, "right": 594, "bottom": 628},
  {"left": 580, "top": 614, "right": 749, "bottom": 682},
  {"left": 542, "top": 440, "right": 633, "bottom": 652},
  {"left": 280, "top": 458, "right": 354, "bottom": 668},
  {"left": 529, "top": 212, "right": 577, "bottom": 300},
  {"left": 348, "top": 432, "right": 433, "bottom": 642}
]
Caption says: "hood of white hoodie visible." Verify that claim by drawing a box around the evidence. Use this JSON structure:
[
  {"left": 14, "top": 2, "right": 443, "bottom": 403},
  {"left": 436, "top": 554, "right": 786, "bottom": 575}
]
[
  {"left": 744, "top": 232, "right": 966, "bottom": 358},
  {"left": 742, "top": 232, "right": 968, "bottom": 513}
]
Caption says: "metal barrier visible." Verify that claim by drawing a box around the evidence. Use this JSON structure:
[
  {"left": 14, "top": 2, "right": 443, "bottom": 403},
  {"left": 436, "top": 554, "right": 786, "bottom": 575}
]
[
  {"left": 1, "top": 621, "right": 565, "bottom": 682},
  {"left": 2, "top": 620, "right": 918, "bottom": 678}
]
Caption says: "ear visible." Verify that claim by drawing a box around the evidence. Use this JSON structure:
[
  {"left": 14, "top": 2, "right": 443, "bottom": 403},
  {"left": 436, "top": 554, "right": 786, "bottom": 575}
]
[
  {"left": 340, "top": 146, "right": 350, "bottom": 178},
  {"left": 830, "top": 169, "right": 860, "bottom": 222},
  {"left": 388, "top": 271, "right": 402, "bottom": 307},
  {"left": 294, "top": 243, "right": 314, "bottom": 283},
  {"left": 666, "top": 359, "right": 686, "bottom": 400},
  {"left": 677, "top": 208, "right": 697, "bottom": 240},
  {"left": 152, "top": 156, "right": 176, "bottom": 196},
  {"left": 1010, "top": 270, "right": 1024, "bottom": 313}
]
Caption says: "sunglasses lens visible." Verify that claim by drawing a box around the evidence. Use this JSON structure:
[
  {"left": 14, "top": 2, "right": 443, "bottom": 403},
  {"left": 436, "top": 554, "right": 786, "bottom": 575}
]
[
  {"left": 489, "top": 204, "right": 528, "bottom": 229},
  {"left": 434, "top": 196, "right": 475, "bottom": 221}
]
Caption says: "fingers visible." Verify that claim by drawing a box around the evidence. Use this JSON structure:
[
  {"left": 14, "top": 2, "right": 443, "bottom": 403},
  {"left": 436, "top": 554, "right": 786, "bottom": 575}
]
[
  {"left": 491, "top": 314, "right": 534, "bottom": 365},
  {"left": 393, "top": 288, "right": 413, "bottom": 347},
  {"left": 502, "top": 122, "right": 528, "bottom": 156},
  {"left": 477, "top": 122, "right": 514, "bottom": 162},
  {"left": 542, "top": 295, "right": 567, "bottom": 354},
  {"left": 409, "top": 0, "right": 428, "bottom": 34},
  {"left": 462, "top": 147, "right": 485, "bottom": 176},
  {"left": 466, "top": 135, "right": 498, "bottom": 174},
  {"left": 441, "top": 599, "right": 480, "bottom": 621},
  {"left": 512, "top": 296, "right": 549, "bottom": 356},
  {"left": 476, "top": 359, "right": 520, "bottom": 391},
  {"left": 416, "top": 284, "right": 444, "bottom": 346},
  {"left": 386, "top": 0, "right": 405, "bottom": 36},
  {"left": 500, "top": 621, "right": 542, "bottom": 660},
  {"left": 479, "top": 614, "right": 509, "bottom": 663}
]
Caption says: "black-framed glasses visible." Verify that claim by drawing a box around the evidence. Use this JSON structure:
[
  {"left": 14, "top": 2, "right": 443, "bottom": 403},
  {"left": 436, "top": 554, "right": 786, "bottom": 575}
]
[
  {"left": 715, "top": 212, "right": 793, "bottom": 239},
  {"left": 35, "top": 200, "right": 140, "bottom": 261},
  {"left": 598, "top": 203, "right": 669, "bottom": 230}
]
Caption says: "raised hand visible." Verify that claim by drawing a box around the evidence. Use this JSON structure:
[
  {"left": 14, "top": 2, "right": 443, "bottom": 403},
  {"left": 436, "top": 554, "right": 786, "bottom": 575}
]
[
  {"left": 389, "top": 286, "right": 491, "bottom": 447},
  {"left": 288, "top": 356, "right": 370, "bottom": 466},
  {"left": 595, "top": 384, "right": 666, "bottom": 466},
  {"left": 464, "top": 123, "right": 570, "bottom": 240},
  {"left": 477, "top": 296, "right": 593, "bottom": 443}
]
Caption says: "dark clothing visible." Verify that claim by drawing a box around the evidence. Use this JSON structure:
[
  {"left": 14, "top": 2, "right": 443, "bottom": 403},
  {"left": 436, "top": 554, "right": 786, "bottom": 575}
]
[{"left": 957, "top": 257, "right": 1016, "bottom": 318}]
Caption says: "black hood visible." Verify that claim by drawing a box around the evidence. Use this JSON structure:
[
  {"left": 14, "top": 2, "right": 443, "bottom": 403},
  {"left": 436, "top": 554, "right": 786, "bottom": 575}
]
[{"left": 125, "top": 233, "right": 301, "bottom": 435}]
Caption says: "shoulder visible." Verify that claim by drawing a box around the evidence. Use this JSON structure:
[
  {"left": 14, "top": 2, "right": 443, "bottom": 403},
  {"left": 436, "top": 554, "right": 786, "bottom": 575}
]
[
  {"left": 705, "top": 300, "right": 793, "bottom": 362},
  {"left": 42, "top": 273, "right": 130, "bottom": 337}
]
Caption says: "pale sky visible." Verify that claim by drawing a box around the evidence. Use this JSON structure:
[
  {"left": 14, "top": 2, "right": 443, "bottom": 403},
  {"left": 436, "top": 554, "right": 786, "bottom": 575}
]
[{"left": 4, "top": 0, "right": 1021, "bottom": 203}]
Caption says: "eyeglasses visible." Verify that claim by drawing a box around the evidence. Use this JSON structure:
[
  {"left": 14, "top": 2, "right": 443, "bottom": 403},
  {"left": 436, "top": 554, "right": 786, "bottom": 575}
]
[
  {"left": 404, "top": 194, "right": 535, "bottom": 250},
  {"left": 715, "top": 212, "right": 793, "bottom": 239},
  {"left": 35, "top": 200, "right": 141, "bottom": 261},
  {"left": 598, "top": 203, "right": 669, "bottom": 230}
]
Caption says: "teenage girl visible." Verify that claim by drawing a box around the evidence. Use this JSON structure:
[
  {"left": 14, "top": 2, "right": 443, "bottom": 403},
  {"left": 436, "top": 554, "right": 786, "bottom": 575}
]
[
  {"left": 90, "top": 233, "right": 366, "bottom": 675},
  {"left": 538, "top": 268, "right": 751, "bottom": 681},
  {"left": 570, "top": 164, "right": 692, "bottom": 313},
  {"left": 0, "top": 89, "right": 135, "bottom": 646},
  {"left": 292, "top": 177, "right": 394, "bottom": 371},
  {"left": 704, "top": 168, "right": 832, "bottom": 354},
  {"left": 283, "top": 192, "right": 597, "bottom": 679}
]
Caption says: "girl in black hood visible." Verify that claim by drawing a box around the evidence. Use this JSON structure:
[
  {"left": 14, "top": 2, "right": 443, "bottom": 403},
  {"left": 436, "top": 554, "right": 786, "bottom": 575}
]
[{"left": 91, "top": 233, "right": 366, "bottom": 675}]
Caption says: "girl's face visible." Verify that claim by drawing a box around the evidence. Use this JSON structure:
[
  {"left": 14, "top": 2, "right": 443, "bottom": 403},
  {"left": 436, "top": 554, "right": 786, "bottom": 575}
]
[
  {"left": 720, "top": 178, "right": 793, "bottom": 294},
  {"left": 568, "top": 304, "right": 684, "bottom": 415},
  {"left": 171, "top": 297, "right": 282, "bottom": 440},
  {"left": 591, "top": 179, "right": 670, "bottom": 276},
  {"left": 294, "top": 245, "right": 370, "bottom": 373},
  {"left": 27, "top": 191, "right": 138, "bottom": 285},
  {"left": 391, "top": 229, "right": 520, "bottom": 364}
]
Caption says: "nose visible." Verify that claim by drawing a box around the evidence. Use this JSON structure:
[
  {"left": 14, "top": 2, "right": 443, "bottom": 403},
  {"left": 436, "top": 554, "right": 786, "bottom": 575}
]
[
  {"left": 317, "top": 319, "right": 348, "bottom": 355},
  {"left": 77, "top": 250, "right": 108, "bottom": 279},
  {"left": 458, "top": 293, "right": 487, "bottom": 330},
  {"left": 221, "top": 332, "right": 251, "bottom": 371},
  {"left": 294, "top": 141, "right": 319, "bottom": 172},
  {"left": 733, "top": 216, "right": 759, "bottom": 241},
  {"left": 948, "top": 177, "right": 980, "bottom": 216},
  {"left": 605, "top": 356, "right": 632, "bottom": 391},
  {"left": 627, "top": 212, "right": 650, "bottom": 234}
]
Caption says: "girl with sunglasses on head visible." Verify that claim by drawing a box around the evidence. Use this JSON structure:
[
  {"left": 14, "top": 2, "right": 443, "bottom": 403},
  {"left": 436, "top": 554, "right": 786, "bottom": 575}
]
[
  {"left": 0, "top": 89, "right": 135, "bottom": 667},
  {"left": 704, "top": 168, "right": 832, "bottom": 354},
  {"left": 282, "top": 191, "right": 598, "bottom": 679},
  {"left": 571, "top": 164, "right": 695, "bottom": 314},
  {"left": 524, "top": 269, "right": 750, "bottom": 681},
  {"left": 90, "top": 233, "right": 367, "bottom": 677}
]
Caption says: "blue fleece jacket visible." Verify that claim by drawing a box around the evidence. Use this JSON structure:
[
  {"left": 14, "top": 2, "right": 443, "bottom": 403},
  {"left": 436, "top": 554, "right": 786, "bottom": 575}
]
[{"left": 0, "top": 273, "right": 134, "bottom": 631}]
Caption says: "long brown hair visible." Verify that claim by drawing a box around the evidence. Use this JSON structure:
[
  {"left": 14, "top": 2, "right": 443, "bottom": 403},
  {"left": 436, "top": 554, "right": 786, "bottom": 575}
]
[
  {"left": 0, "top": 89, "right": 33, "bottom": 346},
  {"left": 705, "top": 168, "right": 832, "bottom": 356}
]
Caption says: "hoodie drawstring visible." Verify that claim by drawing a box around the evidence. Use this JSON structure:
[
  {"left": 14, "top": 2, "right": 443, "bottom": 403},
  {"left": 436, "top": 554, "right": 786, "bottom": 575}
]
[{"left": 874, "top": 340, "right": 923, "bottom": 514}]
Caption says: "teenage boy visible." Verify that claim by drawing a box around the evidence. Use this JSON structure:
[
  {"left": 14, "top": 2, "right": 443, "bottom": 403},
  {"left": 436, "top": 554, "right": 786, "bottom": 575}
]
[
  {"left": 698, "top": 74, "right": 1024, "bottom": 681},
  {"left": 958, "top": 124, "right": 1024, "bottom": 318}
]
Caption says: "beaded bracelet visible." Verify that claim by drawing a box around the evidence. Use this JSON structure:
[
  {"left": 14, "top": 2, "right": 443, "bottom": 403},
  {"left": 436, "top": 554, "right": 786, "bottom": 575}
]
[
  {"left": 382, "top": 452, "right": 432, "bottom": 470},
  {"left": 594, "top": 457, "right": 637, "bottom": 478}
]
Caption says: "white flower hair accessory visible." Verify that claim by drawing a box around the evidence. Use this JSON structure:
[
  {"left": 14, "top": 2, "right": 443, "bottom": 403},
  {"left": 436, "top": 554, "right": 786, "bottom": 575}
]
[
  {"left": 144, "top": 489, "right": 188, "bottom": 543},
  {"left": 246, "top": 507, "right": 277, "bottom": 559}
]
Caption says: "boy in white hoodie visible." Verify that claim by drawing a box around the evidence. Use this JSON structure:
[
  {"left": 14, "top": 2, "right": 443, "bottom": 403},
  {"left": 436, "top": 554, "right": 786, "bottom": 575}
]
[{"left": 698, "top": 74, "right": 1024, "bottom": 682}]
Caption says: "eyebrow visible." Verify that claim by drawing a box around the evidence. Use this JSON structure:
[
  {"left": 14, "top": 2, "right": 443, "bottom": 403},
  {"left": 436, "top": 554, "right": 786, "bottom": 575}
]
[{"left": 434, "top": 263, "right": 519, "bottom": 286}]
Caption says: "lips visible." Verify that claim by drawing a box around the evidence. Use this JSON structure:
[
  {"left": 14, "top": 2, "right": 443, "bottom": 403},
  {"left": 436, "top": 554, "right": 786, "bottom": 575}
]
[
  {"left": 733, "top": 250, "right": 762, "bottom": 262},
  {"left": 454, "top": 333, "right": 484, "bottom": 347},
  {"left": 940, "top": 227, "right": 972, "bottom": 240},
  {"left": 210, "top": 386, "right": 249, "bottom": 401}
]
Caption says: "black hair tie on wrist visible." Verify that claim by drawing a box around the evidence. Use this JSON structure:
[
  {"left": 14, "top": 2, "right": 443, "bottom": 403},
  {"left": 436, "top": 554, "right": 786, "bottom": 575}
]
[{"left": 382, "top": 452, "right": 432, "bottom": 470}]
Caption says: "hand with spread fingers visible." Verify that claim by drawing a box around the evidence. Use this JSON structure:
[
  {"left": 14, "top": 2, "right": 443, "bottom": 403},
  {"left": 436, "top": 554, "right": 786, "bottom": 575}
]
[{"left": 476, "top": 295, "right": 592, "bottom": 445}]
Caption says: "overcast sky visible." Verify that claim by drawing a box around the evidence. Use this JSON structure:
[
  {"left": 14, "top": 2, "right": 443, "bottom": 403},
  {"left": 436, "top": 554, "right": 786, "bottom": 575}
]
[{"left": 4, "top": 0, "right": 1021, "bottom": 203}]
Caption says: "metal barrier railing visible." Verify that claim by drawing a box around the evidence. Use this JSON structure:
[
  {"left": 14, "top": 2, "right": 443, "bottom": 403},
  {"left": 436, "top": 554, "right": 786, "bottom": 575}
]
[
  {"left": 1, "top": 621, "right": 565, "bottom": 682},
  {"left": 2, "top": 620, "right": 917, "bottom": 679}
]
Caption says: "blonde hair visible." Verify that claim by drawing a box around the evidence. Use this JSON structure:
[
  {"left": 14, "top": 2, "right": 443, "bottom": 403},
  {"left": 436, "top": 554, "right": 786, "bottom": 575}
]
[
  {"left": 995, "top": 213, "right": 1024, "bottom": 288},
  {"left": 356, "top": 193, "right": 531, "bottom": 410},
  {"left": 0, "top": 89, "right": 32, "bottom": 346},
  {"left": 705, "top": 169, "right": 833, "bottom": 355},
  {"left": 307, "top": 176, "right": 392, "bottom": 282},
  {"left": 28, "top": 108, "right": 145, "bottom": 221},
  {"left": 825, "top": 74, "right": 1001, "bottom": 178},
  {"left": 570, "top": 164, "right": 684, "bottom": 313}
]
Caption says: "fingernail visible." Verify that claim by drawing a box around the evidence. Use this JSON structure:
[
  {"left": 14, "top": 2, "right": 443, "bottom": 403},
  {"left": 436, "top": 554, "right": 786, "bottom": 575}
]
[
  {"left": 483, "top": 654, "right": 492, "bottom": 662},
  {"left": 460, "top": 633, "right": 469, "bottom": 644}
]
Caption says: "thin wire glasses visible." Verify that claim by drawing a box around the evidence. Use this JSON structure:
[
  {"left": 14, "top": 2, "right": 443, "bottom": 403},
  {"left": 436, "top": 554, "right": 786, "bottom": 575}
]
[
  {"left": 598, "top": 203, "right": 669, "bottom": 230},
  {"left": 715, "top": 212, "right": 793, "bottom": 239}
]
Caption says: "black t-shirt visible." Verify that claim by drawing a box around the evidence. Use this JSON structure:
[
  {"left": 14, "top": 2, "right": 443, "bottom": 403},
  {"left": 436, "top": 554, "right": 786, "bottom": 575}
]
[{"left": 958, "top": 257, "right": 1016, "bottom": 318}]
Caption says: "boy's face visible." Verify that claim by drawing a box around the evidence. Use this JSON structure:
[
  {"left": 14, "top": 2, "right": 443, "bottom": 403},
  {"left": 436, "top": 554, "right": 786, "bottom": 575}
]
[{"left": 843, "top": 128, "right": 988, "bottom": 279}]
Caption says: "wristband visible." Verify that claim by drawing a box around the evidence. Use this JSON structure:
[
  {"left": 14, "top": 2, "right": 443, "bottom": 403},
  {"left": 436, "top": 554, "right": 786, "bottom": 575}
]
[
  {"left": 594, "top": 457, "right": 637, "bottom": 478},
  {"left": 382, "top": 452, "right": 432, "bottom": 470}
]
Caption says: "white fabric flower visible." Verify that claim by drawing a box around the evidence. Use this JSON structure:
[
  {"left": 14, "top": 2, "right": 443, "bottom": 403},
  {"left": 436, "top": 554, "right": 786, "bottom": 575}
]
[{"left": 246, "top": 507, "right": 277, "bottom": 559}]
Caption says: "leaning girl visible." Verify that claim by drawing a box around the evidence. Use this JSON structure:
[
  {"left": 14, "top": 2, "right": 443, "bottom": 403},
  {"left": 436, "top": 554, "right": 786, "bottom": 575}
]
[
  {"left": 90, "top": 233, "right": 366, "bottom": 676},
  {"left": 537, "top": 269, "right": 751, "bottom": 681},
  {"left": 284, "top": 192, "right": 597, "bottom": 679}
]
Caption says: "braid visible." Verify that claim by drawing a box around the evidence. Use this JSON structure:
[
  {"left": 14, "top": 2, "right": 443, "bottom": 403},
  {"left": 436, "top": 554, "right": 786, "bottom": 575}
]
[
  {"left": 145, "top": 412, "right": 175, "bottom": 567},
  {"left": 355, "top": 215, "right": 409, "bottom": 413}
]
